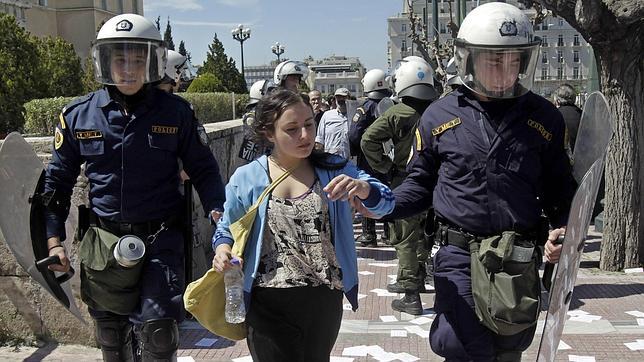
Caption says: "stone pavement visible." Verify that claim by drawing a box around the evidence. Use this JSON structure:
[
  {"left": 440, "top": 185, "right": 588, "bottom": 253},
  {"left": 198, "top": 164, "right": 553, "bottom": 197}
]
[{"left": 1, "top": 225, "right": 643, "bottom": 362}]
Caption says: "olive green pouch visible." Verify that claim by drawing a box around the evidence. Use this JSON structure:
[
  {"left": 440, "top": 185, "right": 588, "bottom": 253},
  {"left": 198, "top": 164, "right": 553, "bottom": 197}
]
[
  {"left": 469, "top": 232, "right": 540, "bottom": 336},
  {"left": 78, "top": 227, "right": 144, "bottom": 315}
]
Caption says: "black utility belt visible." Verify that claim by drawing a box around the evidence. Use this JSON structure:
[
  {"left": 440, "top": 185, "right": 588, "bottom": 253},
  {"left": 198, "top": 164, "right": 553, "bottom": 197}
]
[
  {"left": 436, "top": 222, "right": 537, "bottom": 250},
  {"left": 94, "top": 215, "right": 181, "bottom": 238}
]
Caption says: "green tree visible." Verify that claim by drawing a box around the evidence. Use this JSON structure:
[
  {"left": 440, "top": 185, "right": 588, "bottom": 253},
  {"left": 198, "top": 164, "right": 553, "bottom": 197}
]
[
  {"left": 155, "top": 16, "right": 161, "bottom": 31},
  {"left": 164, "top": 17, "right": 175, "bottom": 50},
  {"left": 199, "top": 34, "right": 247, "bottom": 93},
  {"left": 0, "top": 14, "right": 40, "bottom": 134},
  {"left": 81, "top": 53, "right": 101, "bottom": 94},
  {"left": 186, "top": 73, "right": 225, "bottom": 93},
  {"left": 35, "top": 36, "right": 84, "bottom": 98}
]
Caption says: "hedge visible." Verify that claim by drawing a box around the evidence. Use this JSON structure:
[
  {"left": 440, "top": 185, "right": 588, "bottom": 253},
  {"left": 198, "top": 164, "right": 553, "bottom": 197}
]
[{"left": 23, "top": 92, "right": 249, "bottom": 136}]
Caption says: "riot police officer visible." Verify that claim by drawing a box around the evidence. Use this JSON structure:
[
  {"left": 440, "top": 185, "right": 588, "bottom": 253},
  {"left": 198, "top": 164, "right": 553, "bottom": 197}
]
[
  {"left": 384, "top": 3, "right": 576, "bottom": 360},
  {"left": 273, "top": 60, "right": 310, "bottom": 92},
  {"left": 349, "top": 69, "right": 392, "bottom": 246},
  {"left": 44, "top": 14, "right": 225, "bottom": 361},
  {"left": 157, "top": 49, "right": 191, "bottom": 94},
  {"left": 361, "top": 58, "right": 438, "bottom": 315},
  {"left": 238, "top": 79, "right": 270, "bottom": 162}
]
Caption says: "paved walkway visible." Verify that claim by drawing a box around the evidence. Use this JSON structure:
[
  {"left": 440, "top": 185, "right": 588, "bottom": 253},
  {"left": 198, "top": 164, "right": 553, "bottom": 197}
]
[{"left": 1, "top": 225, "right": 643, "bottom": 361}]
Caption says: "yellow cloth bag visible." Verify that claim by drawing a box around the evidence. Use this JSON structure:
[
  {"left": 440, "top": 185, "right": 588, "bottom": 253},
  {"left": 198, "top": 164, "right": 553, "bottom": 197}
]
[{"left": 183, "top": 169, "right": 292, "bottom": 340}]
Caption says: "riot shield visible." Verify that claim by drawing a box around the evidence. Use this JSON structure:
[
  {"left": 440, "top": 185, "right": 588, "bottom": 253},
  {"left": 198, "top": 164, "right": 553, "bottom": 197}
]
[
  {"left": 345, "top": 100, "right": 360, "bottom": 124},
  {"left": 537, "top": 92, "right": 613, "bottom": 361},
  {"left": 0, "top": 132, "right": 85, "bottom": 322},
  {"left": 376, "top": 97, "right": 395, "bottom": 117}
]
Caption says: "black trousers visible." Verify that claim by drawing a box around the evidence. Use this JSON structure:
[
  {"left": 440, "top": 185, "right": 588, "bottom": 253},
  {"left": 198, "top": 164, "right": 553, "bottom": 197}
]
[{"left": 246, "top": 285, "right": 343, "bottom": 362}]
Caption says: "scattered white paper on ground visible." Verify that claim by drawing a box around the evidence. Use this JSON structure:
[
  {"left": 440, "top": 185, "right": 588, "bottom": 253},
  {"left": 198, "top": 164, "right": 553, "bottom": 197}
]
[
  {"left": 422, "top": 309, "right": 436, "bottom": 316},
  {"left": 558, "top": 340, "right": 572, "bottom": 350},
  {"left": 567, "top": 310, "right": 590, "bottom": 317},
  {"left": 637, "top": 318, "right": 644, "bottom": 326},
  {"left": 568, "top": 314, "right": 602, "bottom": 323},
  {"left": 624, "top": 267, "right": 643, "bottom": 273},
  {"left": 568, "top": 355, "right": 595, "bottom": 362},
  {"left": 625, "top": 310, "right": 644, "bottom": 318},
  {"left": 624, "top": 340, "right": 644, "bottom": 351},
  {"left": 369, "top": 263, "right": 398, "bottom": 268},
  {"left": 405, "top": 325, "right": 430, "bottom": 338},
  {"left": 370, "top": 288, "right": 399, "bottom": 297},
  {"left": 370, "top": 351, "right": 399, "bottom": 362},
  {"left": 232, "top": 357, "right": 254, "bottom": 362},
  {"left": 380, "top": 315, "right": 398, "bottom": 322},
  {"left": 358, "top": 271, "right": 375, "bottom": 275},
  {"left": 393, "top": 352, "right": 420, "bottom": 362},
  {"left": 343, "top": 303, "right": 353, "bottom": 311},
  {"left": 342, "top": 345, "right": 370, "bottom": 357},
  {"left": 424, "top": 284, "right": 435, "bottom": 291},
  {"left": 177, "top": 357, "right": 195, "bottom": 362},
  {"left": 391, "top": 330, "right": 408, "bottom": 337},
  {"left": 410, "top": 316, "right": 433, "bottom": 325},
  {"left": 330, "top": 357, "right": 354, "bottom": 362},
  {"left": 357, "top": 257, "right": 367, "bottom": 261},
  {"left": 357, "top": 293, "right": 367, "bottom": 300},
  {"left": 194, "top": 337, "right": 217, "bottom": 347}
]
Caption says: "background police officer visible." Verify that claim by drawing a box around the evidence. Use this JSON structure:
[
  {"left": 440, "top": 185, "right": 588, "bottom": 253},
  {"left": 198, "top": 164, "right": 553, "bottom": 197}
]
[
  {"left": 44, "top": 14, "right": 225, "bottom": 361},
  {"left": 361, "top": 58, "right": 438, "bottom": 314},
  {"left": 157, "top": 49, "right": 194, "bottom": 94},
  {"left": 383, "top": 3, "right": 577, "bottom": 360},
  {"left": 238, "top": 79, "right": 270, "bottom": 162},
  {"left": 349, "top": 69, "right": 392, "bottom": 246},
  {"left": 273, "top": 59, "right": 310, "bottom": 92}
]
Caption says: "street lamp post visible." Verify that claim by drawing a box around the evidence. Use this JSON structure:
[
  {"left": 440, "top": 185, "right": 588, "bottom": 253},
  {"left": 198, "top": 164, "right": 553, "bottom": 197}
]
[
  {"left": 231, "top": 24, "right": 251, "bottom": 85},
  {"left": 271, "top": 42, "right": 285, "bottom": 62}
]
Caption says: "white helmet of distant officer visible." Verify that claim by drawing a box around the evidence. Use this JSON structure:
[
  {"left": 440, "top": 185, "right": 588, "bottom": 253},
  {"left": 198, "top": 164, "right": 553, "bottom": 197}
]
[
  {"left": 362, "top": 69, "right": 393, "bottom": 100},
  {"left": 454, "top": 2, "right": 541, "bottom": 99},
  {"left": 273, "top": 60, "right": 310, "bottom": 92},
  {"left": 91, "top": 14, "right": 166, "bottom": 95},
  {"left": 392, "top": 58, "right": 439, "bottom": 101},
  {"left": 445, "top": 57, "right": 462, "bottom": 89},
  {"left": 157, "top": 50, "right": 188, "bottom": 93},
  {"left": 247, "top": 80, "right": 268, "bottom": 109}
]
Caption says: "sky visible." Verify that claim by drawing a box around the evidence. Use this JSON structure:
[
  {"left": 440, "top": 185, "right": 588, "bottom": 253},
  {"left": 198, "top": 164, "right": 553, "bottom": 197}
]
[{"left": 143, "top": 0, "right": 404, "bottom": 72}]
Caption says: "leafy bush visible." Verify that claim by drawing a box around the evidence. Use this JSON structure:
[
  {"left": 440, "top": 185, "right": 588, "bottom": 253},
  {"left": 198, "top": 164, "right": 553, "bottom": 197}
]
[
  {"left": 23, "top": 96, "right": 75, "bottom": 136},
  {"left": 186, "top": 73, "right": 225, "bottom": 93}
]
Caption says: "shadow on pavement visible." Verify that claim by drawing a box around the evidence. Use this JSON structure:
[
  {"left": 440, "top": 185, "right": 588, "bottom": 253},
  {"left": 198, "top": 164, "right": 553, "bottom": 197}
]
[
  {"left": 23, "top": 342, "right": 58, "bottom": 362},
  {"left": 356, "top": 248, "right": 397, "bottom": 261}
]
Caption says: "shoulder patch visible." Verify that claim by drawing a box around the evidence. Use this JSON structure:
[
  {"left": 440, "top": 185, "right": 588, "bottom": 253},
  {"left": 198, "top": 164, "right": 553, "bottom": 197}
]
[
  {"left": 527, "top": 119, "right": 552, "bottom": 141},
  {"left": 59, "top": 113, "right": 66, "bottom": 130},
  {"left": 75, "top": 130, "right": 103, "bottom": 140},
  {"left": 197, "top": 124, "right": 209, "bottom": 146},
  {"left": 352, "top": 108, "right": 365, "bottom": 123},
  {"left": 415, "top": 128, "right": 422, "bottom": 151},
  {"left": 431, "top": 118, "right": 461, "bottom": 136},
  {"left": 54, "top": 128, "right": 64, "bottom": 150}
]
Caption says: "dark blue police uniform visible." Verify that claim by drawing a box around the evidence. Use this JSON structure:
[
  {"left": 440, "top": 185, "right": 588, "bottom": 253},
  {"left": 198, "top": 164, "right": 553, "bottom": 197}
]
[
  {"left": 45, "top": 86, "right": 225, "bottom": 323},
  {"left": 390, "top": 88, "right": 577, "bottom": 360},
  {"left": 349, "top": 98, "right": 382, "bottom": 177}
]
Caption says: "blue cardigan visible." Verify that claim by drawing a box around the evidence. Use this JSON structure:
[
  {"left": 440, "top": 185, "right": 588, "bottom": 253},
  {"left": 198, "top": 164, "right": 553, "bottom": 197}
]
[{"left": 213, "top": 154, "right": 395, "bottom": 311}]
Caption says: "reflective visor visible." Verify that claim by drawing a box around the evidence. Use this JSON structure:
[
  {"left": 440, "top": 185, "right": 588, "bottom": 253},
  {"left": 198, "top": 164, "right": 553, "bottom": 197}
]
[
  {"left": 91, "top": 40, "right": 166, "bottom": 86},
  {"left": 456, "top": 44, "right": 540, "bottom": 99}
]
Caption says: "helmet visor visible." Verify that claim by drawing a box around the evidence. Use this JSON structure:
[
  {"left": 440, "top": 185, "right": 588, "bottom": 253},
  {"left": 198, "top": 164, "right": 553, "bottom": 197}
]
[
  {"left": 456, "top": 44, "right": 539, "bottom": 99},
  {"left": 180, "top": 60, "right": 197, "bottom": 82},
  {"left": 92, "top": 40, "right": 166, "bottom": 86}
]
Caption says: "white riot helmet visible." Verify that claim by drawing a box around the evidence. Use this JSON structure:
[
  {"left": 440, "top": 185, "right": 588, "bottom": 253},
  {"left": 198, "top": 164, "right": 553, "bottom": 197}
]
[
  {"left": 247, "top": 80, "right": 267, "bottom": 107},
  {"left": 273, "top": 60, "right": 310, "bottom": 86},
  {"left": 92, "top": 14, "right": 166, "bottom": 86},
  {"left": 392, "top": 59, "right": 438, "bottom": 101},
  {"left": 445, "top": 57, "right": 462, "bottom": 87},
  {"left": 454, "top": 2, "right": 541, "bottom": 99},
  {"left": 163, "top": 50, "right": 187, "bottom": 85},
  {"left": 362, "top": 69, "right": 392, "bottom": 100}
]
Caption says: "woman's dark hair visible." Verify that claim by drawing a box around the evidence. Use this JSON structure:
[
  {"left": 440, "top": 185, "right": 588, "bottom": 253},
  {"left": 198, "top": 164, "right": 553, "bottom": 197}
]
[{"left": 252, "top": 89, "right": 347, "bottom": 170}]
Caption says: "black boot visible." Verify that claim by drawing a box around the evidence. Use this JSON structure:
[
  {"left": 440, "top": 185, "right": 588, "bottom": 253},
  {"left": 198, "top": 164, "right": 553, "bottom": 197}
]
[
  {"left": 358, "top": 217, "right": 377, "bottom": 246},
  {"left": 380, "top": 222, "right": 392, "bottom": 245},
  {"left": 387, "top": 281, "right": 426, "bottom": 293},
  {"left": 391, "top": 292, "right": 423, "bottom": 315}
]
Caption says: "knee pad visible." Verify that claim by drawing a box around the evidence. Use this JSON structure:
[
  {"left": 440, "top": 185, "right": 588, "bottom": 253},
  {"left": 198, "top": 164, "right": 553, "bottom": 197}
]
[
  {"left": 94, "top": 317, "right": 134, "bottom": 362},
  {"left": 139, "top": 318, "right": 179, "bottom": 361}
]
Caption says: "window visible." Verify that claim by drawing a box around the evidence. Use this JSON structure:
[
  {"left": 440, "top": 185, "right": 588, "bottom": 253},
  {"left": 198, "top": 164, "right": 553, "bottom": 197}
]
[
  {"left": 558, "top": 18, "right": 564, "bottom": 27},
  {"left": 402, "top": 24, "right": 407, "bottom": 32},
  {"left": 542, "top": 22, "right": 549, "bottom": 30},
  {"left": 440, "top": 22, "right": 446, "bottom": 34},
  {"left": 573, "top": 51, "right": 580, "bottom": 63},
  {"left": 133, "top": 0, "right": 138, "bottom": 13},
  {"left": 557, "top": 34, "right": 564, "bottom": 46},
  {"left": 557, "top": 66, "right": 564, "bottom": 80},
  {"left": 38, "top": 0, "right": 48, "bottom": 6},
  {"left": 541, "top": 67, "right": 548, "bottom": 80},
  {"left": 401, "top": 40, "right": 407, "bottom": 52},
  {"left": 118, "top": 0, "right": 124, "bottom": 13},
  {"left": 573, "top": 67, "right": 580, "bottom": 79},
  {"left": 542, "top": 51, "right": 548, "bottom": 64},
  {"left": 557, "top": 50, "right": 564, "bottom": 63},
  {"left": 329, "top": 84, "right": 335, "bottom": 93},
  {"left": 101, "top": 0, "right": 107, "bottom": 10},
  {"left": 541, "top": 35, "right": 548, "bottom": 47},
  {"left": 573, "top": 34, "right": 580, "bottom": 46}
]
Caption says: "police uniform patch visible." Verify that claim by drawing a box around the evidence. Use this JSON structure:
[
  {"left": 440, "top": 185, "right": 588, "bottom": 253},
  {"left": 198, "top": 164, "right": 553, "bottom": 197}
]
[
  {"left": 59, "top": 113, "right": 66, "bottom": 130},
  {"left": 527, "top": 119, "right": 552, "bottom": 141},
  {"left": 151, "top": 125, "right": 178, "bottom": 134},
  {"left": 499, "top": 20, "right": 518, "bottom": 37},
  {"left": 54, "top": 128, "right": 64, "bottom": 150},
  {"left": 75, "top": 130, "right": 102, "bottom": 140},
  {"left": 197, "top": 124, "right": 209, "bottom": 146},
  {"left": 353, "top": 108, "right": 365, "bottom": 123},
  {"left": 116, "top": 19, "right": 133, "bottom": 32},
  {"left": 431, "top": 118, "right": 462, "bottom": 136},
  {"left": 415, "top": 128, "right": 423, "bottom": 151}
]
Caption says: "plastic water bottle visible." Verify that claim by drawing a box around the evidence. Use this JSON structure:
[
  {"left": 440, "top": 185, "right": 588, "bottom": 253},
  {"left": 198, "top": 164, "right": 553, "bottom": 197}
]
[{"left": 224, "top": 258, "right": 246, "bottom": 323}]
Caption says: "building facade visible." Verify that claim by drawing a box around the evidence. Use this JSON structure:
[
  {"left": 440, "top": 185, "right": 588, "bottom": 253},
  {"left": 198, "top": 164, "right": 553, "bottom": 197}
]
[
  {"left": 307, "top": 55, "right": 366, "bottom": 97},
  {"left": 1, "top": 0, "right": 142, "bottom": 60},
  {"left": 387, "top": 0, "right": 597, "bottom": 97},
  {"left": 244, "top": 61, "right": 277, "bottom": 90}
]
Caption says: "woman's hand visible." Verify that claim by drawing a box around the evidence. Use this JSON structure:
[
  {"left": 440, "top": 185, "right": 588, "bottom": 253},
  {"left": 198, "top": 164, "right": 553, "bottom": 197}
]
[
  {"left": 212, "top": 244, "right": 242, "bottom": 273},
  {"left": 324, "top": 175, "right": 371, "bottom": 201}
]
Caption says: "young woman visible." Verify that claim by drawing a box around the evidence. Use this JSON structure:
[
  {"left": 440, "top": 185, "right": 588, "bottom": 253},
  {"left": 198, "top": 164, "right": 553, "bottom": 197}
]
[{"left": 212, "top": 89, "right": 395, "bottom": 361}]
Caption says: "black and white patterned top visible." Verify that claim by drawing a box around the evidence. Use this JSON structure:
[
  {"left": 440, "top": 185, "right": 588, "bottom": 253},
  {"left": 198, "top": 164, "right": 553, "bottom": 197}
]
[{"left": 254, "top": 180, "right": 344, "bottom": 290}]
